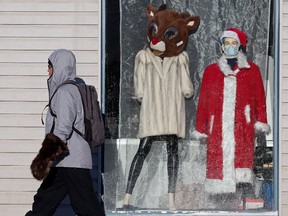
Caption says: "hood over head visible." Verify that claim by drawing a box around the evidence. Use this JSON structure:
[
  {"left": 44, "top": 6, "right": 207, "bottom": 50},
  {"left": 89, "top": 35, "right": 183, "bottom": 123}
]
[{"left": 47, "top": 49, "right": 76, "bottom": 96}]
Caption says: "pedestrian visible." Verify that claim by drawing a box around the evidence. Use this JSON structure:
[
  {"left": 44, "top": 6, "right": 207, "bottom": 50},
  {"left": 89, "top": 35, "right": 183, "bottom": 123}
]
[{"left": 25, "top": 49, "right": 105, "bottom": 216}]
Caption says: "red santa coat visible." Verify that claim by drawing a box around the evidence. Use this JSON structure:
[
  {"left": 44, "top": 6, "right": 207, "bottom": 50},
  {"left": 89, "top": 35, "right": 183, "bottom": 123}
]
[{"left": 193, "top": 52, "right": 270, "bottom": 194}]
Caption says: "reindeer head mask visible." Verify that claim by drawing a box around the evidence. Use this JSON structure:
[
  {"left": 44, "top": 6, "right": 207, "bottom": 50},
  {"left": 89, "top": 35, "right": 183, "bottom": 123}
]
[{"left": 146, "top": 4, "right": 200, "bottom": 58}]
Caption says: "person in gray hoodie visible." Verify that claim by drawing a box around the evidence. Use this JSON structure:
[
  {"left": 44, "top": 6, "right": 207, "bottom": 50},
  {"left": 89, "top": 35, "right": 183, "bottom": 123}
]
[{"left": 25, "top": 49, "right": 105, "bottom": 216}]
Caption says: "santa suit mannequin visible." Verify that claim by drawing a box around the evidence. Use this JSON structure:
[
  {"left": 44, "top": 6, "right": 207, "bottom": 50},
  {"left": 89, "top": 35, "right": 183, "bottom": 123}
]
[
  {"left": 122, "top": 4, "right": 200, "bottom": 210},
  {"left": 192, "top": 28, "right": 270, "bottom": 194}
]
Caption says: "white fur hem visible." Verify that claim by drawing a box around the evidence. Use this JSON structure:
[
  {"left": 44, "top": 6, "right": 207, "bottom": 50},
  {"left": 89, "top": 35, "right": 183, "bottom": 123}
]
[
  {"left": 205, "top": 178, "right": 236, "bottom": 194},
  {"left": 205, "top": 168, "right": 253, "bottom": 194},
  {"left": 191, "top": 130, "right": 207, "bottom": 140},
  {"left": 255, "top": 121, "right": 271, "bottom": 134}
]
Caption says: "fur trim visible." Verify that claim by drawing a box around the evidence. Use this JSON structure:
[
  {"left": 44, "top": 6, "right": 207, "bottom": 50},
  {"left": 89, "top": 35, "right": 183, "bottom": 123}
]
[
  {"left": 191, "top": 130, "right": 207, "bottom": 140},
  {"left": 220, "top": 30, "right": 240, "bottom": 45},
  {"left": 205, "top": 169, "right": 253, "bottom": 194},
  {"left": 218, "top": 55, "right": 232, "bottom": 76},
  {"left": 221, "top": 76, "right": 237, "bottom": 192},
  {"left": 255, "top": 121, "right": 271, "bottom": 135},
  {"left": 218, "top": 51, "right": 250, "bottom": 76},
  {"left": 205, "top": 178, "right": 236, "bottom": 194},
  {"left": 30, "top": 133, "right": 69, "bottom": 180},
  {"left": 237, "top": 51, "right": 250, "bottom": 69}
]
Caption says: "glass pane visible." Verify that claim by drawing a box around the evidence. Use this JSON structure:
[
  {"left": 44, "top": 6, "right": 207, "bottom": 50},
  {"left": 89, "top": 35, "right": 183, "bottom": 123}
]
[{"left": 104, "top": 0, "right": 274, "bottom": 212}]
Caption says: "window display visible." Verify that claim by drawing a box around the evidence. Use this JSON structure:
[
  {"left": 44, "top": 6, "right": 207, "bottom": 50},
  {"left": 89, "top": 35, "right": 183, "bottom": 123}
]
[{"left": 103, "top": 0, "right": 273, "bottom": 212}]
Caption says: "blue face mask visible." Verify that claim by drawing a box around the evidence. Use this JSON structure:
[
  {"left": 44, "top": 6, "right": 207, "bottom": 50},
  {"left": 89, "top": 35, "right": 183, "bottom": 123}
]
[{"left": 223, "top": 45, "right": 239, "bottom": 58}]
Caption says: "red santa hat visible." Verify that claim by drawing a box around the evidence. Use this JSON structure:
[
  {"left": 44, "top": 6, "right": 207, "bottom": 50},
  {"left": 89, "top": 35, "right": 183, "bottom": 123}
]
[{"left": 220, "top": 28, "right": 247, "bottom": 47}]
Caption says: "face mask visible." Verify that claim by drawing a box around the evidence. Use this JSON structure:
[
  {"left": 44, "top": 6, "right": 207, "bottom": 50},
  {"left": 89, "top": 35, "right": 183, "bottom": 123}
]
[{"left": 223, "top": 45, "right": 239, "bottom": 58}]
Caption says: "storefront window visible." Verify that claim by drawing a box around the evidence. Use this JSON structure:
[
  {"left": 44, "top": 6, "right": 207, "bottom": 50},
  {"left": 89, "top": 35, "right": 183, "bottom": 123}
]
[{"left": 103, "top": 0, "right": 276, "bottom": 213}]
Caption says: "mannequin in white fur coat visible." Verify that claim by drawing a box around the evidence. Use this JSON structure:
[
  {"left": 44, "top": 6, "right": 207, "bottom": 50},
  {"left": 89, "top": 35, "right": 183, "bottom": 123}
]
[{"left": 122, "top": 4, "right": 200, "bottom": 211}]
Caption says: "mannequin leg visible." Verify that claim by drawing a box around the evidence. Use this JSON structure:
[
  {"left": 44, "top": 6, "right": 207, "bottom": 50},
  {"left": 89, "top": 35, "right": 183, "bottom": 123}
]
[
  {"left": 168, "top": 193, "right": 176, "bottom": 211},
  {"left": 123, "top": 136, "right": 154, "bottom": 206},
  {"left": 166, "top": 135, "right": 178, "bottom": 210},
  {"left": 123, "top": 194, "right": 131, "bottom": 206}
]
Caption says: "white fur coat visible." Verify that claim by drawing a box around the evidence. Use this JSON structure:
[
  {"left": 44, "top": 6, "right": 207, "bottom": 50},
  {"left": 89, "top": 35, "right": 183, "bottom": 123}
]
[{"left": 134, "top": 48, "right": 193, "bottom": 138}]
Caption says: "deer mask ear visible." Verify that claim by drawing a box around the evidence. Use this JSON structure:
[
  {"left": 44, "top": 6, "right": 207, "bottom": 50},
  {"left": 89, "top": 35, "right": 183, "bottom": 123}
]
[
  {"left": 185, "top": 16, "right": 200, "bottom": 33},
  {"left": 146, "top": 5, "right": 158, "bottom": 19}
]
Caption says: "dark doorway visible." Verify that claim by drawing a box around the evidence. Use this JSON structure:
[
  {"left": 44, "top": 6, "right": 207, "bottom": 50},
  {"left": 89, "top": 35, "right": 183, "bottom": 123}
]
[{"left": 104, "top": 0, "right": 120, "bottom": 139}]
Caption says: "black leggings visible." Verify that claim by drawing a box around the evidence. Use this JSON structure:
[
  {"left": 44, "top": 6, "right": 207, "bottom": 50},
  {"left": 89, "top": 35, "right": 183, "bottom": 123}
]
[{"left": 126, "top": 135, "right": 178, "bottom": 194}]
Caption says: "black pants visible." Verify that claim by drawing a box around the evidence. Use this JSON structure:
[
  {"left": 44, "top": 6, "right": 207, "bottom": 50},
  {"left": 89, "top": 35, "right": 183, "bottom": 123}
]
[
  {"left": 25, "top": 167, "right": 105, "bottom": 216},
  {"left": 126, "top": 135, "right": 178, "bottom": 194}
]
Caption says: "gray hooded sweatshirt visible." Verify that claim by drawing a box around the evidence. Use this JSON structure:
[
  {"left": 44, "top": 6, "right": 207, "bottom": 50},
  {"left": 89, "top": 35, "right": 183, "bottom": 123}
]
[{"left": 45, "top": 49, "right": 92, "bottom": 169}]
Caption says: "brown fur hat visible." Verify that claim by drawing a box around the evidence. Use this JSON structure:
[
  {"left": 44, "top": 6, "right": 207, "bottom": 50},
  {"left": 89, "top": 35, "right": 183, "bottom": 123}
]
[{"left": 30, "top": 133, "right": 69, "bottom": 180}]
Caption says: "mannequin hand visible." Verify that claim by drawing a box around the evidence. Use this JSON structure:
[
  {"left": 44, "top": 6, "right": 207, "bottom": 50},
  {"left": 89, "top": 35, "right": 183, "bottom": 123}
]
[
  {"left": 255, "top": 122, "right": 271, "bottom": 135},
  {"left": 191, "top": 130, "right": 208, "bottom": 141}
]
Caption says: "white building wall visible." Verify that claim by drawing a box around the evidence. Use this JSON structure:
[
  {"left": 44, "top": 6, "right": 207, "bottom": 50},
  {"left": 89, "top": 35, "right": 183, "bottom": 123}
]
[
  {"left": 281, "top": 1, "right": 288, "bottom": 216},
  {"left": 0, "top": 0, "right": 100, "bottom": 215}
]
